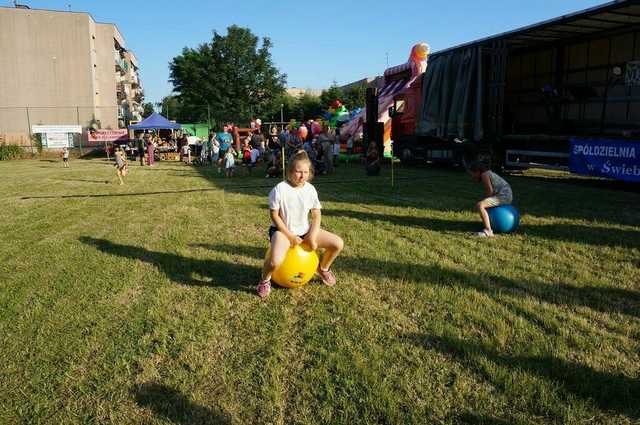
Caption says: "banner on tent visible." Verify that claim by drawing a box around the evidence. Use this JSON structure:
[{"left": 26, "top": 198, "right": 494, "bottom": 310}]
[{"left": 569, "top": 138, "right": 640, "bottom": 182}]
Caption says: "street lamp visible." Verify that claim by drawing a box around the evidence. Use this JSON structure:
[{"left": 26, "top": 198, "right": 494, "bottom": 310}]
[{"left": 280, "top": 104, "right": 284, "bottom": 124}]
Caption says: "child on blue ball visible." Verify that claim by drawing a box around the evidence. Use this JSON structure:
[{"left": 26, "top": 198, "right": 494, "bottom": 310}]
[
  {"left": 468, "top": 162, "right": 513, "bottom": 237},
  {"left": 257, "top": 151, "right": 344, "bottom": 298}
]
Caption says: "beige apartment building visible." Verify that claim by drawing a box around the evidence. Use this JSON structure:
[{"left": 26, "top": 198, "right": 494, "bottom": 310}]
[{"left": 0, "top": 6, "right": 143, "bottom": 145}]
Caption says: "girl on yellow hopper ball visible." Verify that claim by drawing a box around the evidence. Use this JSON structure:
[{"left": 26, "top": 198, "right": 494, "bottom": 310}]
[{"left": 257, "top": 151, "right": 344, "bottom": 298}]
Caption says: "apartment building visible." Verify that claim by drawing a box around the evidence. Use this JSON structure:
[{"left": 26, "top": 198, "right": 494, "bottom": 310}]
[{"left": 0, "top": 5, "right": 143, "bottom": 144}]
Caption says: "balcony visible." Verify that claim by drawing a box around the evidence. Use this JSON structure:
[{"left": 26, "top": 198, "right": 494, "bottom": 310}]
[{"left": 115, "top": 58, "right": 129, "bottom": 74}]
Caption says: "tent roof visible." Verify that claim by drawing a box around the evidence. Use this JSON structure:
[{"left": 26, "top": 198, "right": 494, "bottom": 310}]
[{"left": 128, "top": 113, "right": 181, "bottom": 130}]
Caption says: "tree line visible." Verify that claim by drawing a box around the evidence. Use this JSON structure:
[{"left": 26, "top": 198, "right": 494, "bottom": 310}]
[{"left": 141, "top": 25, "right": 367, "bottom": 127}]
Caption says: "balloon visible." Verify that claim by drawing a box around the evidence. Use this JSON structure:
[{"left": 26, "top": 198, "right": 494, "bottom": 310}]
[
  {"left": 298, "top": 126, "right": 308, "bottom": 140},
  {"left": 266, "top": 243, "right": 320, "bottom": 288}
]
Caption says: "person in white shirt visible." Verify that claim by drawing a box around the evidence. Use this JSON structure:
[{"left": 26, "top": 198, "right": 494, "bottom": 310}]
[
  {"left": 210, "top": 134, "right": 220, "bottom": 163},
  {"left": 257, "top": 151, "right": 344, "bottom": 298},
  {"left": 333, "top": 138, "right": 341, "bottom": 168},
  {"left": 181, "top": 143, "right": 191, "bottom": 164},
  {"left": 61, "top": 147, "right": 70, "bottom": 168}
]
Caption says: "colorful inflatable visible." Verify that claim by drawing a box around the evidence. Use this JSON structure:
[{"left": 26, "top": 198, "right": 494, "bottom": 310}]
[{"left": 340, "top": 42, "right": 430, "bottom": 156}]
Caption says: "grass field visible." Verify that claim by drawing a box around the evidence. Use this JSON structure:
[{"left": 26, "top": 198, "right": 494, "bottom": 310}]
[{"left": 1, "top": 156, "right": 638, "bottom": 424}]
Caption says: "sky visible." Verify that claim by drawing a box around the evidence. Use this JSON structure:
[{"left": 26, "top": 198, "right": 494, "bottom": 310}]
[{"left": 9, "top": 0, "right": 607, "bottom": 104}]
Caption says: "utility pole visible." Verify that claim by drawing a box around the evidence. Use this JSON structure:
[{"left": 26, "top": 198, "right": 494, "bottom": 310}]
[
  {"left": 26, "top": 107, "right": 34, "bottom": 155},
  {"left": 76, "top": 106, "right": 84, "bottom": 155}
]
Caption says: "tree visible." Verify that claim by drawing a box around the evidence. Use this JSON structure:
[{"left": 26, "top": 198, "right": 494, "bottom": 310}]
[
  {"left": 320, "top": 83, "right": 344, "bottom": 109},
  {"left": 342, "top": 85, "right": 367, "bottom": 111},
  {"left": 142, "top": 102, "right": 155, "bottom": 118},
  {"left": 169, "top": 25, "right": 287, "bottom": 126},
  {"left": 157, "top": 95, "right": 187, "bottom": 122},
  {"left": 297, "top": 93, "right": 323, "bottom": 120}
]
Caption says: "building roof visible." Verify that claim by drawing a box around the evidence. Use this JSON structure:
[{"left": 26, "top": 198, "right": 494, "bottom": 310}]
[{"left": 432, "top": 0, "right": 640, "bottom": 56}]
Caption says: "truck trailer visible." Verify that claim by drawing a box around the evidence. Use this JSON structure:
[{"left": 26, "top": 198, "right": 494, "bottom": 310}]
[{"left": 390, "top": 0, "right": 640, "bottom": 180}]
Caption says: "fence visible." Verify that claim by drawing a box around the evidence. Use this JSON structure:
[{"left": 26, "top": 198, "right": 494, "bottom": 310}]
[{"left": 0, "top": 106, "right": 121, "bottom": 152}]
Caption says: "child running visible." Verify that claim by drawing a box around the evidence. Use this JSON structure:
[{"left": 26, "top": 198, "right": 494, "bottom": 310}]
[
  {"left": 468, "top": 162, "right": 513, "bottom": 237},
  {"left": 61, "top": 147, "right": 70, "bottom": 168},
  {"left": 257, "top": 151, "right": 344, "bottom": 298},
  {"left": 114, "top": 147, "right": 128, "bottom": 185}
]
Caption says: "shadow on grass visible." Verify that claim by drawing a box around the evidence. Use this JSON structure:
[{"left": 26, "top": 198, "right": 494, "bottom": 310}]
[
  {"left": 22, "top": 188, "right": 221, "bottom": 200},
  {"left": 322, "top": 209, "right": 640, "bottom": 249},
  {"left": 79, "top": 237, "right": 253, "bottom": 293},
  {"left": 191, "top": 243, "right": 265, "bottom": 259},
  {"left": 452, "top": 412, "right": 516, "bottom": 425},
  {"left": 193, "top": 243, "right": 640, "bottom": 318},
  {"left": 134, "top": 382, "right": 230, "bottom": 424},
  {"left": 56, "top": 178, "right": 110, "bottom": 184},
  {"left": 406, "top": 333, "right": 640, "bottom": 419}
]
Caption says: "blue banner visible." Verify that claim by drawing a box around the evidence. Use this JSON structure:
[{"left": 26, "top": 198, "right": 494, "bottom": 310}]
[{"left": 569, "top": 138, "right": 640, "bottom": 182}]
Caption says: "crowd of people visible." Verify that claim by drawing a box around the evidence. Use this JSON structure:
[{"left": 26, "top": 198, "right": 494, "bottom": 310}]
[
  {"left": 192, "top": 122, "right": 368, "bottom": 179},
  {"left": 108, "top": 118, "right": 380, "bottom": 184}
]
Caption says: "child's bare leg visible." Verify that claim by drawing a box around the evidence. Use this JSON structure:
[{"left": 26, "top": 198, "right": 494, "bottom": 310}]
[
  {"left": 116, "top": 170, "right": 124, "bottom": 185},
  {"left": 262, "top": 232, "right": 291, "bottom": 280},
  {"left": 476, "top": 200, "right": 492, "bottom": 231},
  {"left": 315, "top": 229, "right": 344, "bottom": 271}
]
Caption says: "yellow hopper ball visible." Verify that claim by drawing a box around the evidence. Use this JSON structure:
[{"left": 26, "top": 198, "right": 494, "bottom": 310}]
[{"left": 266, "top": 243, "right": 319, "bottom": 288}]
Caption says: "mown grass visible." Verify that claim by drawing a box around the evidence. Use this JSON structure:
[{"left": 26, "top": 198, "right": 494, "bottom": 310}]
[{"left": 0, "top": 156, "right": 638, "bottom": 424}]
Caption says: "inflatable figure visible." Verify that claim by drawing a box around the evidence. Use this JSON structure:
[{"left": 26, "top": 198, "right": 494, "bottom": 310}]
[{"left": 409, "top": 42, "right": 430, "bottom": 77}]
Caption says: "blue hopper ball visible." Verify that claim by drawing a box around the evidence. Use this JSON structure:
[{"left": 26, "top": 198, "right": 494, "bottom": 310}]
[{"left": 487, "top": 205, "right": 520, "bottom": 234}]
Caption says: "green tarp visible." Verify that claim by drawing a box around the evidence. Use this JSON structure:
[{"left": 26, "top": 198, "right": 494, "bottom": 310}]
[{"left": 181, "top": 123, "right": 209, "bottom": 139}]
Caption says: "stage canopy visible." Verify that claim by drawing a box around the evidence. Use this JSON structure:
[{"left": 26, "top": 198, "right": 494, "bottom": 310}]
[{"left": 128, "top": 113, "right": 181, "bottom": 130}]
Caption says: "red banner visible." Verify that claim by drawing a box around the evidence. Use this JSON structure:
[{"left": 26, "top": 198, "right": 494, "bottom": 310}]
[{"left": 86, "top": 129, "right": 129, "bottom": 146}]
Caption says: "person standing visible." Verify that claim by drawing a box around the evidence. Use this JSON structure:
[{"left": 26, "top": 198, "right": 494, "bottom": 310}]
[
  {"left": 61, "top": 147, "right": 70, "bottom": 168},
  {"left": 147, "top": 137, "right": 155, "bottom": 166},
  {"left": 286, "top": 130, "right": 302, "bottom": 159},
  {"left": 181, "top": 142, "right": 191, "bottom": 164},
  {"left": 317, "top": 127, "right": 333, "bottom": 174},
  {"left": 333, "top": 136, "right": 341, "bottom": 168},
  {"left": 136, "top": 134, "right": 145, "bottom": 166}
]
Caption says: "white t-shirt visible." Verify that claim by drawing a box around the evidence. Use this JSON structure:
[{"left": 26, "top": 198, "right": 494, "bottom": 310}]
[{"left": 268, "top": 181, "right": 321, "bottom": 235}]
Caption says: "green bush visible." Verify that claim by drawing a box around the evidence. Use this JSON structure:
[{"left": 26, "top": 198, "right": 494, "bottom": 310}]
[{"left": 0, "top": 144, "right": 25, "bottom": 160}]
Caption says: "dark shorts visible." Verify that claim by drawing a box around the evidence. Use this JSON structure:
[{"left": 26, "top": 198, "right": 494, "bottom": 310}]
[
  {"left": 63, "top": 158, "right": 68, "bottom": 162},
  {"left": 268, "top": 226, "right": 307, "bottom": 241}
]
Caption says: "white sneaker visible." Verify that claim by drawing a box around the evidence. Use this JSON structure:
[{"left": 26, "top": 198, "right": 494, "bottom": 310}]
[{"left": 475, "top": 229, "right": 494, "bottom": 237}]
